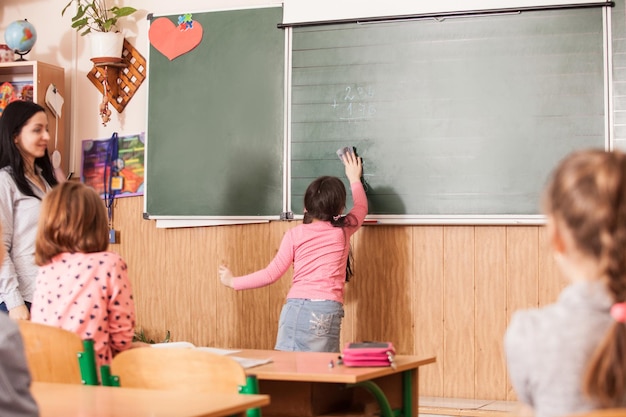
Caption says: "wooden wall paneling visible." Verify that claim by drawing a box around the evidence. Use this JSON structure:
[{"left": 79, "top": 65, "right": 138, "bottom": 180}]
[
  {"left": 538, "top": 226, "right": 565, "bottom": 306},
  {"left": 350, "top": 226, "right": 414, "bottom": 351},
  {"left": 216, "top": 223, "right": 267, "bottom": 348},
  {"left": 342, "top": 227, "right": 359, "bottom": 346},
  {"left": 235, "top": 223, "right": 273, "bottom": 349},
  {"left": 109, "top": 198, "right": 142, "bottom": 330},
  {"left": 188, "top": 225, "right": 220, "bottom": 347},
  {"left": 235, "top": 222, "right": 293, "bottom": 350},
  {"left": 474, "top": 227, "right": 507, "bottom": 400},
  {"left": 413, "top": 226, "right": 444, "bottom": 397},
  {"left": 110, "top": 197, "right": 561, "bottom": 400},
  {"left": 341, "top": 225, "right": 382, "bottom": 348},
  {"left": 265, "top": 221, "right": 296, "bottom": 349},
  {"left": 153, "top": 227, "right": 194, "bottom": 341},
  {"left": 214, "top": 223, "right": 243, "bottom": 348},
  {"left": 505, "top": 226, "right": 539, "bottom": 400},
  {"left": 110, "top": 197, "right": 179, "bottom": 343},
  {"left": 443, "top": 226, "right": 476, "bottom": 398}
]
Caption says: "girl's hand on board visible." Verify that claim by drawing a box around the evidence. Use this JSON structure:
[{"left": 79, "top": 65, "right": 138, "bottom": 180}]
[
  {"left": 218, "top": 265, "right": 234, "bottom": 288},
  {"left": 342, "top": 149, "right": 363, "bottom": 184}
]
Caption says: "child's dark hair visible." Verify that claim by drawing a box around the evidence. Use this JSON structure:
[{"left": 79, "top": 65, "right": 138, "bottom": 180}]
[
  {"left": 544, "top": 149, "right": 626, "bottom": 407},
  {"left": 303, "top": 176, "right": 357, "bottom": 281}
]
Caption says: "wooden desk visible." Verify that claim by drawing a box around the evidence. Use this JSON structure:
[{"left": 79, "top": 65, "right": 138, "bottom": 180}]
[
  {"left": 31, "top": 381, "right": 270, "bottom": 417},
  {"left": 234, "top": 349, "right": 436, "bottom": 417}
]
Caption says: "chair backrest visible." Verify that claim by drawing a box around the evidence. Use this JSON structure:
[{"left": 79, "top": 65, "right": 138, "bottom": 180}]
[
  {"left": 110, "top": 347, "right": 247, "bottom": 394},
  {"left": 17, "top": 320, "right": 83, "bottom": 384}
]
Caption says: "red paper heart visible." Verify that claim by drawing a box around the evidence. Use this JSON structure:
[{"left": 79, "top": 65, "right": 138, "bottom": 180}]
[{"left": 149, "top": 17, "right": 203, "bottom": 61}]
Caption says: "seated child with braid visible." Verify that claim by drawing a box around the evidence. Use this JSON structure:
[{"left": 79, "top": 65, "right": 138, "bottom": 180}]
[{"left": 505, "top": 149, "right": 626, "bottom": 417}]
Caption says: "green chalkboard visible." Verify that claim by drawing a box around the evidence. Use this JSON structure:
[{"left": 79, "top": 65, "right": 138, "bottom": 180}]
[
  {"left": 289, "top": 7, "right": 607, "bottom": 216},
  {"left": 145, "top": 7, "right": 284, "bottom": 218}
]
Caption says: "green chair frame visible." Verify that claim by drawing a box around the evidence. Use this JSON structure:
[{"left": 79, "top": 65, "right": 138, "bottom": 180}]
[
  {"left": 77, "top": 339, "right": 99, "bottom": 385},
  {"left": 239, "top": 374, "right": 262, "bottom": 417}
]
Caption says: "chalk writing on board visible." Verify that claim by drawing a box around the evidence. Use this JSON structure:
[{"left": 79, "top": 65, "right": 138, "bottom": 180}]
[{"left": 331, "top": 85, "right": 376, "bottom": 121}]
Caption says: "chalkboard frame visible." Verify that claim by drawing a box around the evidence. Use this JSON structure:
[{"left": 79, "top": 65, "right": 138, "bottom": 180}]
[
  {"left": 144, "top": 6, "right": 288, "bottom": 222},
  {"left": 286, "top": 6, "right": 610, "bottom": 225},
  {"left": 144, "top": 4, "right": 614, "bottom": 226}
]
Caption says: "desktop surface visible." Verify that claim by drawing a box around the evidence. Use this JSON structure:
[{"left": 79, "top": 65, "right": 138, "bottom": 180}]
[
  {"left": 31, "top": 381, "right": 270, "bottom": 417},
  {"left": 235, "top": 349, "right": 436, "bottom": 382}
]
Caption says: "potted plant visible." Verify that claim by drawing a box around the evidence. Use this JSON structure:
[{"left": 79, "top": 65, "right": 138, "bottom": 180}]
[{"left": 62, "top": 0, "right": 137, "bottom": 59}]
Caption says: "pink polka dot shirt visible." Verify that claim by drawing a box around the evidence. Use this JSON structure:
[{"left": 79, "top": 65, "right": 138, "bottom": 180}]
[{"left": 31, "top": 251, "right": 135, "bottom": 367}]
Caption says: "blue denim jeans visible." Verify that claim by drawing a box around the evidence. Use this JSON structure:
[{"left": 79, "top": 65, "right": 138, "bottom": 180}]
[{"left": 275, "top": 298, "right": 344, "bottom": 352}]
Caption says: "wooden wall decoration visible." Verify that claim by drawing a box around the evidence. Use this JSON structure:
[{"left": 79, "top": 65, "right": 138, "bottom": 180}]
[{"left": 87, "top": 39, "right": 147, "bottom": 113}]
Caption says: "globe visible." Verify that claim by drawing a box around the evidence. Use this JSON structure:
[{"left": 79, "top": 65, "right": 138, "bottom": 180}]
[{"left": 4, "top": 20, "right": 37, "bottom": 59}]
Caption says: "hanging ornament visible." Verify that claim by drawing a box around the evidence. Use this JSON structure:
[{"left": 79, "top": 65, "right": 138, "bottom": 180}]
[{"left": 99, "top": 66, "right": 112, "bottom": 126}]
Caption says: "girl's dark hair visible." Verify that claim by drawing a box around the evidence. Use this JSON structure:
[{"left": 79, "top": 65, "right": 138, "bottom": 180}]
[
  {"left": 303, "top": 176, "right": 357, "bottom": 281},
  {"left": 545, "top": 149, "right": 626, "bottom": 407},
  {"left": 0, "top": 100, "right": 58, "bottom": 198}
]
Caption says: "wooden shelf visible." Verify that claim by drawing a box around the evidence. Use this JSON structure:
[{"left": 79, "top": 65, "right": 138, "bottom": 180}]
[
  {"left": 0, "top": 60, "right": 68, "bottom": 175},
  {"left": 87, "top": 39, "right": 146, "bottom": 113},
  {"left": 94, "top": 62, "right": 127, "bottom": 68}
]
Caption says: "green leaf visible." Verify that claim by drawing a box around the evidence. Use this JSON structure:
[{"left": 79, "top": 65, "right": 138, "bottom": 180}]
[
  {"left": 71, "top": 17, "right": 89, "bottom": 29},
  {"left": 61, "top": 0, "right": 75, "bottom": 16},
  {"left": 62, "top": 1, "right": 136, "bottom": 33},
  {"left": 111, "top": 6, "right": 137, "bottom": 18}
]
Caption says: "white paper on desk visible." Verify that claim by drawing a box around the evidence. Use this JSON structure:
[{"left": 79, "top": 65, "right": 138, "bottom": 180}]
[
  {"left": 150, "top": 342, "right": 240, "bottom": 355},
  {"left": 195, "top": 347, "right": 241, "bottom": 355},
  {"left": 229, "top": 356, "right": 273, "bottom": 369}
]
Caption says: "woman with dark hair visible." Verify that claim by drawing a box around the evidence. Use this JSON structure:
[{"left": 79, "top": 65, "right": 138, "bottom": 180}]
[{"left": 0, "top": 100, "right": 58, "bottom": 320}]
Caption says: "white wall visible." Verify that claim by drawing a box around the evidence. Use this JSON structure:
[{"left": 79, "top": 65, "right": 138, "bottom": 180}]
[
  {"left": 0, "top": 0, "right": 281, "bottom": 175},
  {"left": 282, "top": 0, "right": 608, "bottom": 24}
]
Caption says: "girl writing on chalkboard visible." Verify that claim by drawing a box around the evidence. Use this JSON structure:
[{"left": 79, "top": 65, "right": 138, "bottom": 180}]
[
  {"left": 505, "top": 149, "right": 626, "bottom": 417},
  {"left": 30, "top": 182, "right": 137, "bottom": 368},
  {"left": 219, "top": 150, "right": 367, "bottom": 352}
]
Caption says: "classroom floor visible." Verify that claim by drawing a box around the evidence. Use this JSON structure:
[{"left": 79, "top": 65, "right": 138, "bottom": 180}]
[
  {"left": 419, "top": 397, "right": 517, "bottom": 417},
  {"left": 316, "top": 397, "right": 517, "bottom": 417}
]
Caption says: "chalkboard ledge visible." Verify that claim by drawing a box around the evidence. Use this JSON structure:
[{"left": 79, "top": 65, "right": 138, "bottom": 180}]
[
  {"left": 366, "top": 215, "right": 547, "bottom": 225},
  {"left": 147, "top": 214, "right": 546, "bottom": 228}
]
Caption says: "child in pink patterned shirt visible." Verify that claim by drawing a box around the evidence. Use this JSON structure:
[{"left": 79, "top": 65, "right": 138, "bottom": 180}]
[
  {"left": 30, "top": 182, "right": 136, "bottom": 368},
  {"left": 219, "top": 149, "right": 367, "bottom": 352}
]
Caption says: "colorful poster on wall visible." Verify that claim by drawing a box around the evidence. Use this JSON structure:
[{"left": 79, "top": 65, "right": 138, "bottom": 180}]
[{"left": 81, "top": 132, "right": 145, "bottom": 198}]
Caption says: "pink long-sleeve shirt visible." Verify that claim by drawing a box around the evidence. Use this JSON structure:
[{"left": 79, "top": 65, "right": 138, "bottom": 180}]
[
  {"left": 232, "top": 181, "right": 368, "bottom": 304},
  {"left": 31, "top": 251, "right": 135, "bottom": 367}
]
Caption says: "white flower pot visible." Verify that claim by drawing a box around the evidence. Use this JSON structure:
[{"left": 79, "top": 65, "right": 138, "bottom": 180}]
[{"left": 88, "top": 32, "right": 124, "bottom": 60}]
